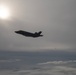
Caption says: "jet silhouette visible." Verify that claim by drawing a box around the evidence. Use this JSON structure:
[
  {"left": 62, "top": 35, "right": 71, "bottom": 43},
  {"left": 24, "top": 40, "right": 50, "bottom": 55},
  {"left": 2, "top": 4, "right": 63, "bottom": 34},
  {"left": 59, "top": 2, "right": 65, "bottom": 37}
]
[{"left": 15, "top": 30, "right": 43, "bottom": 38}]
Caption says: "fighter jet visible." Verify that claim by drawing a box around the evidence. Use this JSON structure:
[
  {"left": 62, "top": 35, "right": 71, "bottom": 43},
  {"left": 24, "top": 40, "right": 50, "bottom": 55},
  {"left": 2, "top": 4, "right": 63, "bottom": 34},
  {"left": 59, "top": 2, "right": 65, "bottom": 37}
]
[{"left": 15, "top": 30, "right": 43, "bottom": 38}]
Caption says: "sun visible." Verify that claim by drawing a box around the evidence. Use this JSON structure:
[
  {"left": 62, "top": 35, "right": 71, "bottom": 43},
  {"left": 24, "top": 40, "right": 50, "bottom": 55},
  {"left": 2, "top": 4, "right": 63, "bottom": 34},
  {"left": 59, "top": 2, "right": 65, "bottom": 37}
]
[{"left": 0, "top": 5, "right": 10, "bottom": 19}]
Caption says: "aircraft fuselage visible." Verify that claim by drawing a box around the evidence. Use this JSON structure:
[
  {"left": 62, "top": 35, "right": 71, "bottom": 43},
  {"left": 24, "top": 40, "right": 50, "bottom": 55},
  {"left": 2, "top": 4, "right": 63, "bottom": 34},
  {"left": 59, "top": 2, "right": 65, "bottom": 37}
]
[{"left": 15, "top": 30, "right": 43, "bottom": 38}]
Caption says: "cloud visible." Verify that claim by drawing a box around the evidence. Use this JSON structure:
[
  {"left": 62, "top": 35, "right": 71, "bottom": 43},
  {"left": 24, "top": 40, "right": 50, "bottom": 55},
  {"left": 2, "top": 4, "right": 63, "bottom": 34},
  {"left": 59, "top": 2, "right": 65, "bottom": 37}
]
[
  {"left": 16, "top": 60, "right": 76, "bottom": 75},
  {"left": 38, "top": 60, "right": 76, "bottom": 65},
  {"left": 0, "top": 59, "right": 21, "bottom": 63}
]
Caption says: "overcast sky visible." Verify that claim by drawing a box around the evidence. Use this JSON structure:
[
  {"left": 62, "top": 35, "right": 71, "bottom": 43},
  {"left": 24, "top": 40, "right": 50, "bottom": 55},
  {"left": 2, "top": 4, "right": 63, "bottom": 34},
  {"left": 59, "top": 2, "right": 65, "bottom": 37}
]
[{"left": 0, "top": 0, "right": 76, "bottom": 51}]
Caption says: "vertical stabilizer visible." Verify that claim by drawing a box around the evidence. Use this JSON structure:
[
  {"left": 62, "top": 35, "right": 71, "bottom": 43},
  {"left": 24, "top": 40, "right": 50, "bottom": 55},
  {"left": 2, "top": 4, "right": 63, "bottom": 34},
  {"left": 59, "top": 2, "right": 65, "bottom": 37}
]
[{"left": 38, "top": 31, "right": 42, "bottom": 35}]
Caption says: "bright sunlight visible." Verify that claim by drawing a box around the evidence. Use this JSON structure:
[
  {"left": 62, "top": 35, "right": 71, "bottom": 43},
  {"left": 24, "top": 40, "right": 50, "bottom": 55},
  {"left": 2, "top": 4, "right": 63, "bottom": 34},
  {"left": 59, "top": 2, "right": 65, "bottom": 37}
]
[{"left": 0, "top": 5, "right": 10, "bottom": 19}]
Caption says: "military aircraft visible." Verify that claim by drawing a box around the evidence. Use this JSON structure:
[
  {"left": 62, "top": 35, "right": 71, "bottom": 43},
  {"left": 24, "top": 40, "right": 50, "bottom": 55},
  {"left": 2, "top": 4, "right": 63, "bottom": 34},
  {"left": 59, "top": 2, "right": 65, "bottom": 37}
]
[{"left": 15, "top": 30, "right": 43, "bottom": 38}]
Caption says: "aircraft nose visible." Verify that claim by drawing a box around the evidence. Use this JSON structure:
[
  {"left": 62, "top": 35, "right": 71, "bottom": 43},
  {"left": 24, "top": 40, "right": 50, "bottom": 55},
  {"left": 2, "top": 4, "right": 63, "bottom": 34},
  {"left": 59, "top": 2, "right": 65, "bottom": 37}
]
[{"left": 15, "top": 31, "right": 18, "bottom": 33}]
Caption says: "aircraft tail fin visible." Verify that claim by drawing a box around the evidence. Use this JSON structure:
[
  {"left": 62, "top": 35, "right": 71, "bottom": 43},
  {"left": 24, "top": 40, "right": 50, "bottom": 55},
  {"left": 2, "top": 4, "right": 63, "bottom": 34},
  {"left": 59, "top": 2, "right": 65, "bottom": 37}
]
[
  {"left": 34, "top": 31, "right": 42, "bottom": 35},
  {"left": 38, "top": 31, "right": 42, "bottom": 35}
]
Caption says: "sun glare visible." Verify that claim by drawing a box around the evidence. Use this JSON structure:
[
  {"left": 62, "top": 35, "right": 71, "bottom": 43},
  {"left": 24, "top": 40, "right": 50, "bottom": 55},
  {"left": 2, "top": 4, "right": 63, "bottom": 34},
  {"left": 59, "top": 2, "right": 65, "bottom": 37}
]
[{"left": 0, "top": 5, "right": 10, "bottom": 19}]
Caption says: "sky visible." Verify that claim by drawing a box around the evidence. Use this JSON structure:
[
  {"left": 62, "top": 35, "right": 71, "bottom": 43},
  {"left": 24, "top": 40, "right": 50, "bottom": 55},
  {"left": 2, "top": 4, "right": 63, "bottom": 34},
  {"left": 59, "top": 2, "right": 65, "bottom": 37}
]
[{"left": 0, "top": 0, "right": 76, "bottom": 51}]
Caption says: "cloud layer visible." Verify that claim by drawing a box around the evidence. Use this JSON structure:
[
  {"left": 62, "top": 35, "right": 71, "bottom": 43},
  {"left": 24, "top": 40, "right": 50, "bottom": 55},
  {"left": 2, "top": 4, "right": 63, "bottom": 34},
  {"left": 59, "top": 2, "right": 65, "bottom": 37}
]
[
  {"left": 0, "top": 51, "right": 76, "bottom": 75},
  {"left": 0, "top": 60, "right": 76, "bottom": 75}
]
